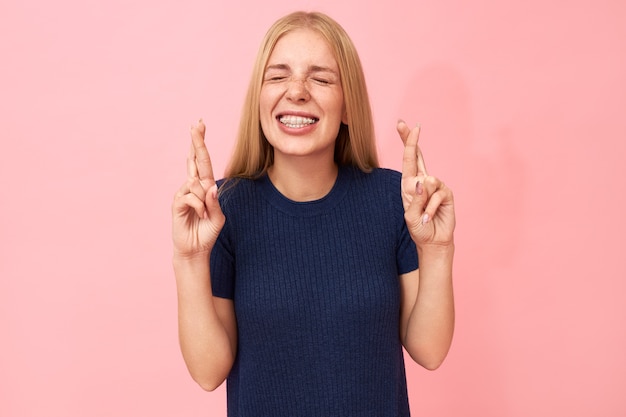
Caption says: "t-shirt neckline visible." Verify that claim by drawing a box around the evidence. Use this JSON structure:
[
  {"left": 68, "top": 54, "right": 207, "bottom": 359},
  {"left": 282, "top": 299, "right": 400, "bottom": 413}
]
[{"left": 257, "top": 165, "right": 353, "bottom": 217}]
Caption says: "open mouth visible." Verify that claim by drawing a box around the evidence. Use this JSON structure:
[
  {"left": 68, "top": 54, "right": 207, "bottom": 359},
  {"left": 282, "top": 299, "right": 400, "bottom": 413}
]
[{"left": 278, "top": 115, "right": 319, "bottom": 128}]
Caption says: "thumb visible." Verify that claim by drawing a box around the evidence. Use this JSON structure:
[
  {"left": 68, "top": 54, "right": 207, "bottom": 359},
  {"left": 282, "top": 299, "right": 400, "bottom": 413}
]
[
  {"left": 396, "top": 119, "right": 411, "bottom": 144},
  {"left": 407, "top": 181, "right": 429, "bottom": 227},
  {"left": 204, "top": 184, "right": 225, "bottom": 224}
]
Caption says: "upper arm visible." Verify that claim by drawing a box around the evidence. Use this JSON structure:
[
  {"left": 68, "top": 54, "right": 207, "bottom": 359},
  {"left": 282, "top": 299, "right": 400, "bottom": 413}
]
[
  {"left": 398, "top": 268, "right": 420, "bottom": 345},
  {"left": 214, "top": 296, "right": 238, "bottom": 358}
]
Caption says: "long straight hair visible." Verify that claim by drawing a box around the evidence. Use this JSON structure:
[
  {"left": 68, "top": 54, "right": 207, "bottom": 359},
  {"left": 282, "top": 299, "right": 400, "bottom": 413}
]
[{"left": 224, "top": 11, "right": 379, "bottom": 179}]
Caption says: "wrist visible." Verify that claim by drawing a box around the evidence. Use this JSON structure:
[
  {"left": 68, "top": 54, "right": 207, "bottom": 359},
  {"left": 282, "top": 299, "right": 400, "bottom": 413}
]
[
  {"left": 416, "top": 242, "right": 455, "bottom": 258},
  {"left": 173, "top": 250, "right": 211, "bottom": 265}
]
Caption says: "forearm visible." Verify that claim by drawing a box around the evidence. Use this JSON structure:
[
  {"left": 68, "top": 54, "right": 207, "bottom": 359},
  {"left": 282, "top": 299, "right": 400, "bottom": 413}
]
[
  {"left": 403, "top": 244, "right": 455, "bottom": 370},
  {"left": 174, "top": 254, "right": 236, "bottom": 391}
]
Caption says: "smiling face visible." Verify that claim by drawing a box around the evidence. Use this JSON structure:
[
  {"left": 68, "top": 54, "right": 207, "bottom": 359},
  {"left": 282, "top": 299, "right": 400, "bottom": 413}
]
[{"left": 259, "top": 28, "right": 347, "bottom": 164}]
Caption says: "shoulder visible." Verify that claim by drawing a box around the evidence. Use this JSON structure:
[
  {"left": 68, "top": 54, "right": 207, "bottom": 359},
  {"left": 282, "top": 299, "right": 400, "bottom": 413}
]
[
  {"left": 216, "top": 177, "right": 253, "bottom": 197},
  {"left": 340, "top": 167, "right": 404, "bottom": 218},
  {"left": 345, "top": 167, "right": 402, "bottom": 195},
  {"left": 342, "top": 167, "right": 409, "bottom": 240},
  {"left": 370, "top": 167, "right": 402, "bottom": 185},
  {"left": 216, "top": 177, "right": 258, "bottom": 213},
  {"left": 347, "top": 166, "right": 401, "bottom": 181}
]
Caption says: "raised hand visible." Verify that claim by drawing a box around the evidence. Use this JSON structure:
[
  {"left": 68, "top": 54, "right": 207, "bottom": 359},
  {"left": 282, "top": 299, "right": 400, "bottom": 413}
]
[
  {"left": 397, "top": 120, "right": 455, "bottom": 248},
  {"left": 172, "top": 120, "right": 225, "bottom": 258}
]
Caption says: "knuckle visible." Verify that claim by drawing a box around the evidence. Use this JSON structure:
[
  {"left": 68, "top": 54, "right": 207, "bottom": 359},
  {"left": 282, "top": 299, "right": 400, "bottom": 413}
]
[{"left": 424, "top": 175, "right": 437, "bottom": 186}]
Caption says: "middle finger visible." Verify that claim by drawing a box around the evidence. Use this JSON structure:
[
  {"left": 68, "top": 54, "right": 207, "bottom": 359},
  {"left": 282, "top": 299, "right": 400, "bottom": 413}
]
[{"left": 187, "top": 142, "right": 198, "bottom": 179}]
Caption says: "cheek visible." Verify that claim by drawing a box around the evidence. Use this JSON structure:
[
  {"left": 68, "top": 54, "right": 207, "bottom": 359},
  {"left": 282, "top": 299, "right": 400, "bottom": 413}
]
[
  {"left": 259, "top": 112, "right": 273, "bottom": 140},
  {"left": 259, "top": 92, "right": 274, "bottom": 125},
  {"left": 327, "top": 93, "right": 346, "bottom": 121},
  {"left": 259, "top": 90, "right": 270, "bottom": 114}
]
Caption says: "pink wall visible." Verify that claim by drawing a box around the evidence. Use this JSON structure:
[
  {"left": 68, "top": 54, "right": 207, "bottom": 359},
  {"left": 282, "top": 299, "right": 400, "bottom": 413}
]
[{"left": 1, "top": 0, "right": 625, "bottom": 415}]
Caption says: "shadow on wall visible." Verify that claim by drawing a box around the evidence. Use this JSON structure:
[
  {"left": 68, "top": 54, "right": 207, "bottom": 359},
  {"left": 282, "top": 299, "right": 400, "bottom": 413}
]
[{"left": 398, "top": 63, "right": 526, "bottom": 415}]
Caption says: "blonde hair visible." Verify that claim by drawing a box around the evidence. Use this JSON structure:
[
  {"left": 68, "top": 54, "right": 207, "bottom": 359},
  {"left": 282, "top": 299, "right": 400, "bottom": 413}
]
[{"left": 225, "top": 11, "right": 379, "bottom": 179}]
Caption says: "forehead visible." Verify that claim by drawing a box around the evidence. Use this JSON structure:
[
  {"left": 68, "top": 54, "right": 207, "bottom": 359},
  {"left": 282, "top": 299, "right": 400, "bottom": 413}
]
[{"left": 267, "top": 28, "right": 338, "bottom": 69}]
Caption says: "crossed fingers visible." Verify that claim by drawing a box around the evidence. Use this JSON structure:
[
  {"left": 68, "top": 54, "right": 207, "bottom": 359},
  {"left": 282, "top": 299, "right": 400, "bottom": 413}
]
[
  {"left": 397, "top": 120, "right": 451, "bottom": 225},
  {"left": 399, "top": 121, "right": 428, "bottom": 180},
  {"left": 176, "top": 120, "right": 216, "bottom": 219},
  {"left": 189, "top": 120, "right": 216, "bottom": 187}
]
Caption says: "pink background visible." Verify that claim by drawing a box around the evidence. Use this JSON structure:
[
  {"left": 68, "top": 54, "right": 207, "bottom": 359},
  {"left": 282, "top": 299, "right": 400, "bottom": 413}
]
[{"left": 1, "top": 0, "right": 625, "bottom": 416}]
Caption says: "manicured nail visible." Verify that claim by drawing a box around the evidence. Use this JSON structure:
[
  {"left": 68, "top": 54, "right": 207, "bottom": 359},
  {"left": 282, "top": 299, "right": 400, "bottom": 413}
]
[
  {"left": 422, "top": 213, "right": 429, "bottom": 224},
  {"left": 416, "top": 181, "right": 423, "bottom": 195}
]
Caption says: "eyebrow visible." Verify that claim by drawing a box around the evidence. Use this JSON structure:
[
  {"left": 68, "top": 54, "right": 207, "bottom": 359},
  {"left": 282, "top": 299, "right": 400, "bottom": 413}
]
[{"left": 264, "top": 64, "right": 338, "bottom": 75}]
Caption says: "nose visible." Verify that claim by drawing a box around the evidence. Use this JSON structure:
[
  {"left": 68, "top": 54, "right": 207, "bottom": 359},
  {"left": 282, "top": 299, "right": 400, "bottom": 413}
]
[{"left": 285, "top": 78, "right": 310, "bottom": 102}]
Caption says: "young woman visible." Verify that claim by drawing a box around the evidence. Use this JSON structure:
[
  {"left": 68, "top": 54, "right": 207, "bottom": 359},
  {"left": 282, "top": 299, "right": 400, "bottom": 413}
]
[{"left": 172, "top": 11, "right": 455, "bottom": 416}]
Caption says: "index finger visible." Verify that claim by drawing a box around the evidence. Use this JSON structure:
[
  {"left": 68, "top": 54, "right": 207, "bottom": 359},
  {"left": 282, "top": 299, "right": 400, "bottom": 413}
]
[
  {"left": 187, "top": 141, "right": 198, "bottom": 178},
  {"left": 416, "top": 143, "right": 428, "bottom": 177},
  {"left": 399, "top": 121, "right": 421, "bottom": 177},
  {"left": 191, "top": 120, "right": 216, "bottom": 186}
]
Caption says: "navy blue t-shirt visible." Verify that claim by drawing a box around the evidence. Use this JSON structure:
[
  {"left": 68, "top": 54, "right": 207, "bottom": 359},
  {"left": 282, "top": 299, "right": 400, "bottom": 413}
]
[{"left": 211, "top": 166, "right": 418, "bottom": 417}]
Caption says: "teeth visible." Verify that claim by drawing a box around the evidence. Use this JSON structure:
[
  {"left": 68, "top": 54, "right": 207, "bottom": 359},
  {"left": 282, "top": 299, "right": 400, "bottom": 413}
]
[{"left": 279, "top": 115, "right": 317, "bottom": 128}]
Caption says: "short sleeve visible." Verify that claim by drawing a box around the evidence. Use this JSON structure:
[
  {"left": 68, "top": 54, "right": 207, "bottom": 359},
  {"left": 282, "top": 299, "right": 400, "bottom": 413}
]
[
  {"left": 397, "top": 218, "right": 419, "bottom": 274},
  {"left": 388, "top": 170, "right": 419, "bottom": 275},
  {"left": 210, "top": 182, "right": 236, "bottom": 299}
]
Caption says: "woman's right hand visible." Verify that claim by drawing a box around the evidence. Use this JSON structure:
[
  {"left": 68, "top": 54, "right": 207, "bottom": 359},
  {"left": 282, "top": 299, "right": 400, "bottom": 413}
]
[{"left": 172, "top": 120, "right": 225, "bottom": 258}]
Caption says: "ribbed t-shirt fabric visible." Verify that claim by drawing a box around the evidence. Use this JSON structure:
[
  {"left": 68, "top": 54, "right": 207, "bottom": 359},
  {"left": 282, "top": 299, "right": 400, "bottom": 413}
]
[{"left": 210, "top": 165, "right": 419, "bottom": 417}]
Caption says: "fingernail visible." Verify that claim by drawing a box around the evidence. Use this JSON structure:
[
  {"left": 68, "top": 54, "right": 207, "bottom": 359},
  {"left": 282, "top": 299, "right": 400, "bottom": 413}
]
[
  {"left": 422, "top": 213, "right": 429, "bottom": 224},
  {"left": 416, "top": 181, "right": 423, "bottom": 195}
]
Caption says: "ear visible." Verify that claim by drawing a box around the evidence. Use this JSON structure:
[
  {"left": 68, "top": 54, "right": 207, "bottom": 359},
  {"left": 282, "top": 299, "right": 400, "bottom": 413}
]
[{"left": 342, "top": 107, "right": 349, "bottom": 125}]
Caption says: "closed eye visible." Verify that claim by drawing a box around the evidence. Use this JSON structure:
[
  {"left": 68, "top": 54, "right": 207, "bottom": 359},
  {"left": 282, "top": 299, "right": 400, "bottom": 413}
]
[{"left": 312, "top": 78, "right": 330, "bottom": 85}]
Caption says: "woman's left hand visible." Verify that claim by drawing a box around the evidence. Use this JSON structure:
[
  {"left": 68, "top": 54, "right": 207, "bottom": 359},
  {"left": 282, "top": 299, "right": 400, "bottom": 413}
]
[{"left": 397, "top": 120, "right": 456, "bottom": 248}]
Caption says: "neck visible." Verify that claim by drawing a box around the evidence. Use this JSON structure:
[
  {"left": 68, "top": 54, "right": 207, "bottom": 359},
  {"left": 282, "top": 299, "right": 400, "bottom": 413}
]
[{"left": 268, "top": 156, "right": 338, "bottom": 202}]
